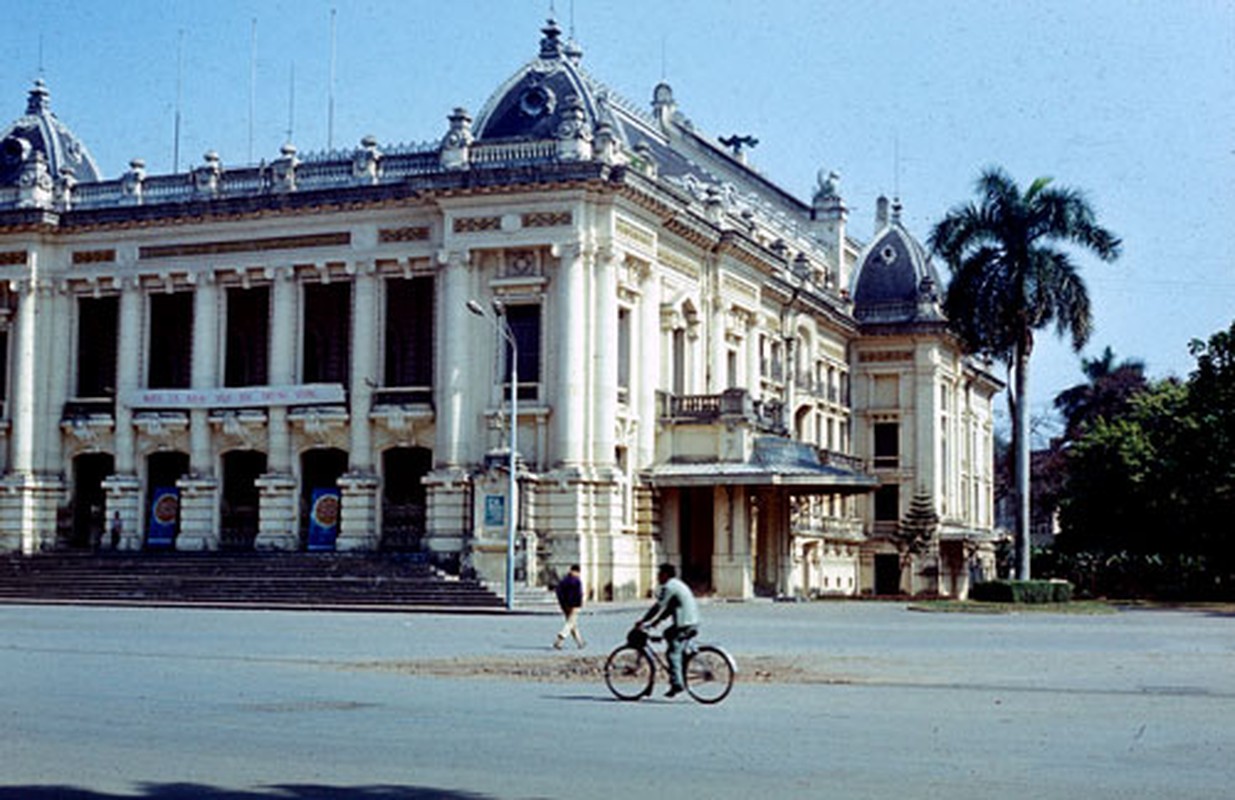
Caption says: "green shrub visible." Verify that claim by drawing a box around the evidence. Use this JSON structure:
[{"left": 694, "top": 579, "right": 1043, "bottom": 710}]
[{"left": 971, "top": 579, "right": 1073, "bottom": 604}]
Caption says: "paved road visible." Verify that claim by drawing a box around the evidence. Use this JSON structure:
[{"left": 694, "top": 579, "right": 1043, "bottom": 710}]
[{"left": 1, "top": 601, "right": 1232, "bottom": 799}]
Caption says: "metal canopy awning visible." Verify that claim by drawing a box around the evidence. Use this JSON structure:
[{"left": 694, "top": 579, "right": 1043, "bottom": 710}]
[{"left": 645, "top": 437, "right": 879, "bottom": 495}]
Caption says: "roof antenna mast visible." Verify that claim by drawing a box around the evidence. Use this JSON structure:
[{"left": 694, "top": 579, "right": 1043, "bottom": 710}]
[
  {"left": 286, "top": 62, "right": 296, "bottom": 144},
  {"left": 249, "top": 18, "right": 257, "bottom": 164},
  {"left": 174, "top": 28, "right": 184, "bottom": 173},
  {"left": 328, "top": 8, "right": 337, "bottom": 151}
]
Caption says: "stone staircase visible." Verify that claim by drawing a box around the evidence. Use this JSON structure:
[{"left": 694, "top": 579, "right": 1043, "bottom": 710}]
[{"left": 0, "top": 552, "right": 506, "bottom": 611}]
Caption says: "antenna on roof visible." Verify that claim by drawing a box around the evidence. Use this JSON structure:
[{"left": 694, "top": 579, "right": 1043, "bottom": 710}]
[
  {"left": 249, "top": 18, "right": 257, "bottom": 164},
  {"left": 37, "top": 32, "right": 45, "bottom": 78},
  {"left": 286, "top": 62, "right": 296, "bottom": 144},
  {"left": 174, "top": 28, "right": 184, "bottom": 173},
  {"left": 328, "top": 8, "right": 337, "bottom": 151},
  {"left": 569, "top": 0, "right": 575, "bottom": 38},
  {"left": 660, "top": 35, "right": 667, "bottom": 81},
  {"left": 893, "top": 132, "right": 901, "bottom": 199}
]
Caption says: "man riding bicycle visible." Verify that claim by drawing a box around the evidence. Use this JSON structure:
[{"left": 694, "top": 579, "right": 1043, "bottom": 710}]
[{"left": 637, "top": 563, "right": 700, "bottom": 698}]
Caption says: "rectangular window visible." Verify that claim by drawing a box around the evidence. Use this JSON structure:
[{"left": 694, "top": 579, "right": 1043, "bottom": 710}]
[
  {"left": 617, "top": 307, "right": 631, "bottom": 401},
  {"left": 672, "top": 329, "right": 686, "bottom": 395},
  {"left": 874, "top": 483, "right": 900, "bottom": 522},
  {"left": 874, "top": 422, "right": 899, "bottom": 469},
  {"left": 77, "top": 296, "right": 118, "bottom": 397},
  {"left": 727, "top": 349, "right": 738, "bottom": 389},
  {"left": 148, "top": 292, "right": 194, "bottom": 389},
  {"left": 302, "top": 282, "right": 351, "bottom": 384},
  {"left": 224, "top": 286, "right": 270, "bottom": 388},
  {"left": 504, "top": 304, "right": 540, "bottom": 400},
  {"left": 384, "top": 276, "right": 434, "bottom": 389}
]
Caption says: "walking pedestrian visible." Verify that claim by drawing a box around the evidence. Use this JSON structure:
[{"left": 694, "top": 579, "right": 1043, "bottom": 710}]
[{"left": 553, "top": 564, "right": 586, "bottom": 649}]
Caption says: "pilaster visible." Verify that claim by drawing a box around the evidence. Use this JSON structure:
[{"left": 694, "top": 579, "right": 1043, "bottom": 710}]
[
  {"left": 592, "top": 245, "right": 618, "bottom": 467},
  {"left": 636, "top": 263, "right": 660, "bottom": 468}
]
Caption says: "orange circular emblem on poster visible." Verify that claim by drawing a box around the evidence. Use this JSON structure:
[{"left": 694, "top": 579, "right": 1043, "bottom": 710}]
[{"left": 312, "top": 493, "right": 340, "bottom": 528}]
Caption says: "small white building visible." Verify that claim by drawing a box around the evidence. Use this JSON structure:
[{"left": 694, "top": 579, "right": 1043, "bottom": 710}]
[{"left": 0, "top": 19, "right": 1001, "bottom": 600}]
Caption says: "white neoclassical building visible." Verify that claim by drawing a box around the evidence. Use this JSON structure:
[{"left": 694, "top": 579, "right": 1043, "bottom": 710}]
[{"left": 0, "top": 19, "right": 1001, "bottom": 600}]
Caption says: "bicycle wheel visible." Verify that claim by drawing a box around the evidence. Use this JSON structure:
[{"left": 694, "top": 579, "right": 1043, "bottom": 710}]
[
  {"left": 604, "top": 645, "right": 655, "bottom": 701},
  {"left": 685, "top": 645, "right": 736, "bottom": 704}
]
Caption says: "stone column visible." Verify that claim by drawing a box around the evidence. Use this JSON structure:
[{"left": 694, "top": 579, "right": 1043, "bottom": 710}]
[
  {"left": 180, "top": 271, "right": 219, "bottom": 550},
  {"left": 175, "top": 476, "right": 220, "bottom": 551},
  {"left": 336, "top": 473, "right": 379, "bottom": 551},
  {"left": 265, "top": 265, "right": 296, "bottom": 474},
  {"left": 255, "top": 266, "right": 296, "bottom": 550},
  {"left": 348, "top": 262, "right": 378, "bottom": 472},
  {"left": 712, "top": 484, "right": 753, "bottom": 599},
  {"left": 254, "top": 474, "right": 297, "bottom": 550},
  {"left": 4, "top": 267, "right": 64, "bottom": 552},
  {"left": 338, "top": 261, "right": 379, "bottom": 551},
  {"left": 555, "top": 243, "right": 588, "bottom": 469},
  {"left": 113, "top": 277, "right": 141, "bottom": 475},
  {"left": 425, "top": 250, "right": 471, "bottom": 566},
  {"left": 434, "top": 250, "right": 469, "bottom": 470}
]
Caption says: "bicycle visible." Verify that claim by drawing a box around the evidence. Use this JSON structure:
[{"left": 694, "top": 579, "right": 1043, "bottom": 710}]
[{"left": 604, "top": 627, "right": 737, "bottom": 704}]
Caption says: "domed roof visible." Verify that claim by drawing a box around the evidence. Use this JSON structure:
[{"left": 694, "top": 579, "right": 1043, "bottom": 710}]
[
  {"left": 0, "top": 79, "right": 101, "bottom": 186},
  {"left": 851, "top": 197, "right": 946, "bottom": 325},
  {"left": 473, "top": 18, "right": 607, "bottom": 142}
]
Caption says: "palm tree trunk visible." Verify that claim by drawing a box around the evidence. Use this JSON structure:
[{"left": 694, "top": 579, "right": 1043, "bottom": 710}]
[{"left": 1013, "top": 338, "right": 1032, "bottom": 580}]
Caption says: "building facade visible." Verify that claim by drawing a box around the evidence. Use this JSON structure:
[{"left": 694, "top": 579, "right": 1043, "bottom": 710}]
[{"left": 0, "top": 20, "right": 1001, "bottom": 599}]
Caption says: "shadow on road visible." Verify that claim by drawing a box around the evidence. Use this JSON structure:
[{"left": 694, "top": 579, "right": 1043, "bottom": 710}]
[{"left": 0, "top": 785, "right": 495, "bottom": 800}]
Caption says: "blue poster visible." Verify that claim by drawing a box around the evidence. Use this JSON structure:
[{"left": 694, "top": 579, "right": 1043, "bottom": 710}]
[
  {"left": 307, "top": 488, "right": 342, "bottom": 551},
  {"left": 146, "top": 487, "right": 179, "bottom": 548}
]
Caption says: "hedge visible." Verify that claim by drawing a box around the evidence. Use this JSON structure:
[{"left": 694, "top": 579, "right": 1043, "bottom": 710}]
[{"left": 970, "top": 579, "right": 1074, "bottom": 604}]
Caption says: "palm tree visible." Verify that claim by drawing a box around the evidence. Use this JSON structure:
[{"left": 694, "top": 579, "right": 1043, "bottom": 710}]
[
  {"left": 929, "top": 168, "right": 1121, "bottom": 580},
  {"left": 1054, "top": 346, "right": 1147, "bottom": 440}
]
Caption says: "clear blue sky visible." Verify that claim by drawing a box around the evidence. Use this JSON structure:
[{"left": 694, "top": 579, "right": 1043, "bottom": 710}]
[{"left": 3, "top": 0, "right": 1232, "bottom": 442}]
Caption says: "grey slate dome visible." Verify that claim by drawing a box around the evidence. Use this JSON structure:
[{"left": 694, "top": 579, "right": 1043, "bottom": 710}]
[
  {"left": 0, "top": 79, "right": 101, "bottom": 186},
  {"left": 851, "top": 197, "right": 946, "bottom": 325},
  {"left": 473, "top": 18, "right": 602, "bottom": 142}
]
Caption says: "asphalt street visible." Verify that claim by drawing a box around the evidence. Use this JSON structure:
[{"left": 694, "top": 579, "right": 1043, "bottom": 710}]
[{"left": 1, "top": 601, "right": 1232, "bottom": 799}]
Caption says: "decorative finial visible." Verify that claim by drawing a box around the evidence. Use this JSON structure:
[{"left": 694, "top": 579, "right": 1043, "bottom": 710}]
[
  {"left": 540, "top": 17, "right": 564, "bottom": 59},
  {"left": 26, "top": 79, "right": 50, "bottom": 115}
]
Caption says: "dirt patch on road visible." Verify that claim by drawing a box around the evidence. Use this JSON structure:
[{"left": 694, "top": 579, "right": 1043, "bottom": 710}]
[{"left": 347, "top": 653, "right": 854, "bottom": 685}]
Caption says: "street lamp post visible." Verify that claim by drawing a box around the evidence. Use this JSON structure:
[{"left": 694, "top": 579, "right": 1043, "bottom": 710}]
[{"left": 466, "top": 298, "right": 518, "bottom": 610}]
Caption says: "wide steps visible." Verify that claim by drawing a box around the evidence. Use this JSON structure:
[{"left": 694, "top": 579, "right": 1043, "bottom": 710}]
[{"left": 0, "top": 553, "right": 505, "bottom": 610}]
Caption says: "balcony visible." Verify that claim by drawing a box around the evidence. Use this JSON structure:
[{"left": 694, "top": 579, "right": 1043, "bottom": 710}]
[{"left": 660, "top": 388, "right": 783, "bottom": 433}]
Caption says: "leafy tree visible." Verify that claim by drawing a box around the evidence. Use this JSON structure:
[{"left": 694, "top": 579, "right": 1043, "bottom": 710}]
[
  {"left": 1181, "top": 321, "right": 1235, "bottom": 591},
  {"left": 930, "top": 168, "right": 1121, "bottom": 579},
  {"left": 896, "top": 487, "right": 940, "bottom": 593},
  {"left": 1054, "top": 346, "right": 1148, "bottom": 440}
]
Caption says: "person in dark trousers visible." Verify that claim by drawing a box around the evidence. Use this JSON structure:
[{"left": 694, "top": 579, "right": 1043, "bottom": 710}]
[
  {"left": 553, "top": 564, "right": 586, "bottom": 649},
  {"left": 637, "top": 563, "right": 700, "bottom": 697}
]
